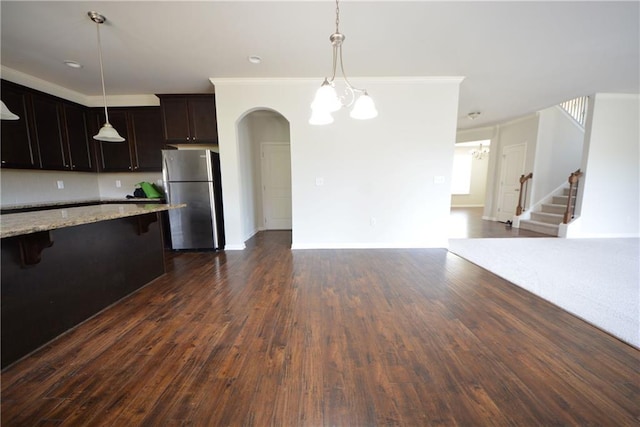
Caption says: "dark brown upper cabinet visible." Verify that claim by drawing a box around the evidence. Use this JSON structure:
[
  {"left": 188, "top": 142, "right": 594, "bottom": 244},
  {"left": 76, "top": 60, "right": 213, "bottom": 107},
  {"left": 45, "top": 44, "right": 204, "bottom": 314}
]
[
  {"left": 92, "top": 107, "right": 164, "bottom": 172},
  {"left": 158, "top": 94, "right": 218, "bottom": 144},
  {"left": 1, "top": 80, "right": 94, "bottom": 172},
  {"left": 1, "top": 80, "right": 39, "bottom": 168},
  {"left": 129, "top": 108, "right": 164, "bottom": 172},
  {"left": 31, "top": 94, "right": 66, "bottom": 170},
  {"left": 62, "top": 103, "right": 94, "bottom": 172}
]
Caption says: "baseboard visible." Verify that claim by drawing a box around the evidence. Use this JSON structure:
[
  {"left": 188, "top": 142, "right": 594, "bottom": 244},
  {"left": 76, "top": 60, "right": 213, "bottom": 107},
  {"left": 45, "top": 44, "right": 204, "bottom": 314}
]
[
  {"left": 482, "top": 216, "right": 497, "bottom": 221},
  {"left": 224, "top": 243, "right": 246, "bottom": 251},
  {"left": 451, "top": 204, "right": 485, "bottom": 208}
]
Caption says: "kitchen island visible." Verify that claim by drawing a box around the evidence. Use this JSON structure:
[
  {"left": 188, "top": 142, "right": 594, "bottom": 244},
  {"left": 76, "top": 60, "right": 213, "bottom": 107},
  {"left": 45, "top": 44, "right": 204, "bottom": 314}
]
[{"left": 1, "top": 203, "right": 185, "bottom": 368}]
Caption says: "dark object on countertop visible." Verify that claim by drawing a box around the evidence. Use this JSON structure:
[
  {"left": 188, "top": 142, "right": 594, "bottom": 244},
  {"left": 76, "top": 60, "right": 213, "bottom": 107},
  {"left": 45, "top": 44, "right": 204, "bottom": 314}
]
[{"left": 133, "top": 188, "right": 146, "bottom": 198}]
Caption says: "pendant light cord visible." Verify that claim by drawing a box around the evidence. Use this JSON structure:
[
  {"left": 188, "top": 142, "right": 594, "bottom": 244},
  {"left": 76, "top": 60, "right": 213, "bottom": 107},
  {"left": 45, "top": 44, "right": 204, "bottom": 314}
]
[{"left": 95, "top": 21, "right": 110, "bottom": 125}]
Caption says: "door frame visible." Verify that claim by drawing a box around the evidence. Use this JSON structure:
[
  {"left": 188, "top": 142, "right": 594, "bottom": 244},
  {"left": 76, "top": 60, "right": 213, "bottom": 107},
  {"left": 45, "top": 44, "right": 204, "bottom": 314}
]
[{"left": 497, "top": 142, "right": 527, "bottom": 222}]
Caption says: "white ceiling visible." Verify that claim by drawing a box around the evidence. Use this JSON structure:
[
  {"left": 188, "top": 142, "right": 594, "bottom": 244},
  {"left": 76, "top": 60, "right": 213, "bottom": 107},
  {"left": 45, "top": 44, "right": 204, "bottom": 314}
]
[{"left": 1, "top": 1, "right": 638, "bottom": 130}]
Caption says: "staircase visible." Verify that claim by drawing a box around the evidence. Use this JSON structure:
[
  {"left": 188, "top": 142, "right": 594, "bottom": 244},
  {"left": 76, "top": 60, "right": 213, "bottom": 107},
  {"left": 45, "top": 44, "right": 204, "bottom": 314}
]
[{"left": 519, "top": 187, "right": 574, "bottom": 236}]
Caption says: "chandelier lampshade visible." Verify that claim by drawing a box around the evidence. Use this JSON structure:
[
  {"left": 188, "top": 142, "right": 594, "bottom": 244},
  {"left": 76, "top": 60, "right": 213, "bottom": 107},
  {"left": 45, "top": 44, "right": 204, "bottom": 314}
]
[{"left": 309, "top": 0, "right": 377, "bottom": 125}]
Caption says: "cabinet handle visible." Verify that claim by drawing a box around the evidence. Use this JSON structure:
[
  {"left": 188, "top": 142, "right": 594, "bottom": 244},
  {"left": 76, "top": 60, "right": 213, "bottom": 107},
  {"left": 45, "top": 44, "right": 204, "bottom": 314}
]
[
  {"left": 128, "top": 166, "right": 132, "bottom": 170},
  {"left": 2, "top": 160, "right": 7, "bottom": 164}
]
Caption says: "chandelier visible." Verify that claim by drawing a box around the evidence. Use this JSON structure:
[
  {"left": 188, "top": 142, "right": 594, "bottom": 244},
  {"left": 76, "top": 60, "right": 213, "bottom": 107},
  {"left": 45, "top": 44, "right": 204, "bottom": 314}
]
[
  {"left": 471, "top": 143, "right": 490, "bottom": 160},
  {"left": 89, "top": 11, "right": 125, "bottom": 143},
  {"left": 309, "top": 0, "right": 378, "bottom": 125}
]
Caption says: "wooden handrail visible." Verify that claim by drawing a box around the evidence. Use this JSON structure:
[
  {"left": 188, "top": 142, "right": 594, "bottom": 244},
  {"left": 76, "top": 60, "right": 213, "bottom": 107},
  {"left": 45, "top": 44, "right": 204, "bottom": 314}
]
[
  {"left": 516, "top": 173, "right": 533, "bottom": 216},
  {"left": 563, "top": 169, "right": 584, "bottom": 224}
]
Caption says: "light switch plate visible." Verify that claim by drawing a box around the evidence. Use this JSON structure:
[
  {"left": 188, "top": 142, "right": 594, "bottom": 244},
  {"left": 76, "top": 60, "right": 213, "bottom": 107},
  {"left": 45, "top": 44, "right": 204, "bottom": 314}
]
[{"left": 56, "top": 180, "right": 64, "bottom": 189}]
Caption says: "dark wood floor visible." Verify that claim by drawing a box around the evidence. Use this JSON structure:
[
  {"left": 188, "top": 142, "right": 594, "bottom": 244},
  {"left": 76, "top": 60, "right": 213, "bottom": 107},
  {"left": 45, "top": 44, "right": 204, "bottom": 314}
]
[
  {"left": 449, "top": 207, "right": 550, "bottom": 238},
  {"left": 2, "top": 231, "right": 638, "bottom": 425}
]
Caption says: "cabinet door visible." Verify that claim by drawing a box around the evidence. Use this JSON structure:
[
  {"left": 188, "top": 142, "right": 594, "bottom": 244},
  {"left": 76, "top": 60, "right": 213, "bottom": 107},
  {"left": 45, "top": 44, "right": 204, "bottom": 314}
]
[
  {"left": 31, "top": 95, "right": 67, "bottom": 170},
  {"left": 62, "top": 103, "right": 94, "bottom": 171},
  {"left": 0, "top": 82, "right": 38, "bottom": 168},
  {"left": 129, "top": 108, "right": 163, "bottom": 171},
  {"left": 96, "top": 110, "right": 133, "bottom": 172},
  {"left": 160, "top": 97, "right": 190, "bottom": 142},
  {"left": 188, "top": 96, "right": 218, "bottom": 143}
]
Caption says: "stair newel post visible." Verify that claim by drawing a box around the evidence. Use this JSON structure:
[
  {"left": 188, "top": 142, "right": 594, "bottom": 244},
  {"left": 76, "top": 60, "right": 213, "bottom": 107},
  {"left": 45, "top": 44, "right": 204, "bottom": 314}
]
[
  {"left": 516, "top": 173, "right": 533, "bottom": 216},
  {"left": 563, "top": 169, "right": 583, "bottom": 224}
]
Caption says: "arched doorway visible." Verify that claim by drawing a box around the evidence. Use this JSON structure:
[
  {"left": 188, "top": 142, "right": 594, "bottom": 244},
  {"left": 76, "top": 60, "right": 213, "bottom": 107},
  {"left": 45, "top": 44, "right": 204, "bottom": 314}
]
[{"left": 236, "top": 109, "right": 291, "bottom": 239}]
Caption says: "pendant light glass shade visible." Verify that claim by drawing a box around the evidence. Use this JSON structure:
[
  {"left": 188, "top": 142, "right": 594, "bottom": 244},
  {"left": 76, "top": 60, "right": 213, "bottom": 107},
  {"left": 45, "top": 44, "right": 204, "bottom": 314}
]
[
  {"left": 89, "top": 11, "right": 125, "bottom": 143},
  {"left": 309, "top": 0, "right": 377, "bottom": 125},
  {"left": 1, "top": 100, "right": 20, "bottom": 120},
  {"left": 349, "top": 92, "right": 378, "bottom": 120},
  {"left": 309, "top": 109, "right": 335, "bottom": 125},
  {"left": 311, "top": 80, "right": 342, "bottom": 114},
  {"left": 94, "top": 122, "right": 125, "bottom": 142}
]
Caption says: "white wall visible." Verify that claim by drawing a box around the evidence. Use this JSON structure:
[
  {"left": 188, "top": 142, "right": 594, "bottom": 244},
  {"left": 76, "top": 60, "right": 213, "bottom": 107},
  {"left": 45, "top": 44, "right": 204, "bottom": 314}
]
[
  {"left": 532, "top": 106, "right": 584, "bottom": 202},
  {"left": 0, "top": 169, "right": 161, "bottom": 206},
  {"left": 97, "top": 172, "right": 162, "bottom": 199},
  {"left": 1, "top": 169, "right": 100, "bottom": 206},
  {"left": 451, "top": 145, "right": 490, "bottom": 207},
  {"left": 571, "top": 93, "right": 639, "bottom": 237},
  {"left": 213, "top": 77, "right": 462, "bottom": 249}
]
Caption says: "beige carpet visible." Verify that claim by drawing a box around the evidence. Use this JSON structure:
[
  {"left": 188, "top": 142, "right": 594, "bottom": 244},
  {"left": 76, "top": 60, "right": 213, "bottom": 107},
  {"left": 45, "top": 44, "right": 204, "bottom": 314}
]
[{"left": 448, "top": 238, "right": 639, "bottom": 348}]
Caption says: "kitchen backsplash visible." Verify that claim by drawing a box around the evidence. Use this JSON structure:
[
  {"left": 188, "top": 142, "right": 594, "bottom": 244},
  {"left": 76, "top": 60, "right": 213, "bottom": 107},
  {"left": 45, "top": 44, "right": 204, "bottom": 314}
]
[{"left": 1, "top": 169, "right": 162, "bottom": 207}]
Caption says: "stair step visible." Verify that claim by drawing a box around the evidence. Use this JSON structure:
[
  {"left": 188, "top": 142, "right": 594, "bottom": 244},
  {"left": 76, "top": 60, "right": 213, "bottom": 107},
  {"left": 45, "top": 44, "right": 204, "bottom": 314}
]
[
  {"left": 531, "top": 211, "right": 564, "bottom": 225},
  {"left": 552, "top": 195, "right": 576, "bottom": 205},
  {"left": 519, "top": 219, "right": 559, "bottom": 236},
  {"left": 562, "top": 187, "right": 575, "bottom": 196},
  {"left": 541, "top": 203, "right": 566, "bottom": 215}
]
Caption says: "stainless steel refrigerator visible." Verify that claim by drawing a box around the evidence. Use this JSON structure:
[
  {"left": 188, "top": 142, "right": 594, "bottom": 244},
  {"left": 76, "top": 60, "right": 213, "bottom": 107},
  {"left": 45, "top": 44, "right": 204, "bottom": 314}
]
[{"left": 162, "top": 149, "right": 225, "bottom": 250}]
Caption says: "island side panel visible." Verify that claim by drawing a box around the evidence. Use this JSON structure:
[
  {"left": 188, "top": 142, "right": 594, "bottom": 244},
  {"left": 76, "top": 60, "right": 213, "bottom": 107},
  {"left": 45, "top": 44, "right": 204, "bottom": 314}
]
[{"left": 1, "top": 213, "right": 165, "bottom": 368}]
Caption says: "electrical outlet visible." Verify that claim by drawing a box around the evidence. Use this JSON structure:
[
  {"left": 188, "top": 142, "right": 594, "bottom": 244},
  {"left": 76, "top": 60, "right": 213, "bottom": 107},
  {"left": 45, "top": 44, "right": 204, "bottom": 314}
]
[
  {"left": 370, "top": 217, "right": 377, "bottom": 226},
  {"left": 56, "top": 180, "right": 64, "bottom": 189},
  {"left": 115, "top": 180, "right": 122, "bottom": 188},
  {"left": 433, "top": 176, "right": 446, "bottom": 184},
  {"left": 315, "top": 177, "right": 324, "bottom": 186}
]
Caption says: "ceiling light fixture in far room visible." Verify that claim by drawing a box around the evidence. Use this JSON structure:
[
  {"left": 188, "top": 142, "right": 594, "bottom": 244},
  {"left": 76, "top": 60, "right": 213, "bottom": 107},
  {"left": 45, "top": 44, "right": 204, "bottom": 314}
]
[
  {"left": 1, "top": 101, "right": 20, "bottom": 120},
  {"left": 248, "top": 55, "right": 262, "bottom": 64},
  {"left": 64, "top": 60, "right": 83, "bottom": 69},
  {"left": 467, "top": 111, "right": 481, "bottom": 120},
  {"left": 88, "top": 11, "right": 125, "bottom": 143},
  {"left": 471, "top": 143, "right": 490, "bottom": 160},
  {"left": 309, "top": 0, "right": 377, "bottom": 125}
]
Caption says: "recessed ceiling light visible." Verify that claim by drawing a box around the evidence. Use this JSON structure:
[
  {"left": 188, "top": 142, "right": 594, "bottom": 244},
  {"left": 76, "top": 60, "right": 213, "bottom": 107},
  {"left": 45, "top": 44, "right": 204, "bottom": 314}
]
[
  {"left": 64, "top": 60, "right": 83, "bottom": 69},
  {"left": 248, "top": 55, "right": 262, "bottom": 64}
]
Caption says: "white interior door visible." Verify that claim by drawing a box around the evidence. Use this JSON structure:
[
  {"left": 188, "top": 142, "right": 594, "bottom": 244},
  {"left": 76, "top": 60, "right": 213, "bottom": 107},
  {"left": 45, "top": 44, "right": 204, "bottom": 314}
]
[
  {"left": 261, "top": 143, "right": 292, "bottom": 230},
  {"left": 497, "top": 143, "right": 526, "bottom": 222}
]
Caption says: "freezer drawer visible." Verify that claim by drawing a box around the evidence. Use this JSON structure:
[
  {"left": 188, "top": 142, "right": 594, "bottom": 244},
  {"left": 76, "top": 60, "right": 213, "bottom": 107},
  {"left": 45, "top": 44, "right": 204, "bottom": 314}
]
[{"left": 166, "top": 182, "right": 220, "bottom": 249}]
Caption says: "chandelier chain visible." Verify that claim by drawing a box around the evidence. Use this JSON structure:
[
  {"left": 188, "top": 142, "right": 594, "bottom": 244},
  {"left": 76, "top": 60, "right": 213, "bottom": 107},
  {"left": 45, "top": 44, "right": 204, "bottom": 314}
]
[{"left": 335, "top": 0, "right": 340, "bottom": 33}]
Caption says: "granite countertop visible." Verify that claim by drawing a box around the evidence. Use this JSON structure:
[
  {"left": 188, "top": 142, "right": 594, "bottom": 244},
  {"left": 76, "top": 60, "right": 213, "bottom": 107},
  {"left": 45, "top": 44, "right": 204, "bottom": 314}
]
[
  {"left": 0, "top": 203, "right": 185, "bottom": 239},
  {"left": 0, "top": 198, "right": 164, "bottom": 211}
]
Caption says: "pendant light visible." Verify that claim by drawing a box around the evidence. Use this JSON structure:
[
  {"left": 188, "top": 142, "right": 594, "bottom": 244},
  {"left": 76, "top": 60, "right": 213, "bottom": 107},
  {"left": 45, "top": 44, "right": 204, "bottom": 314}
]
[
  {"left": 309, "top": 0, "right": 378, "bottom": 125},
  {"left": 0, "top": 101, "right": 20, "bottom": 120},
  {"left": 89, "top": 11, "right": 125, "bottom": 143}
]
